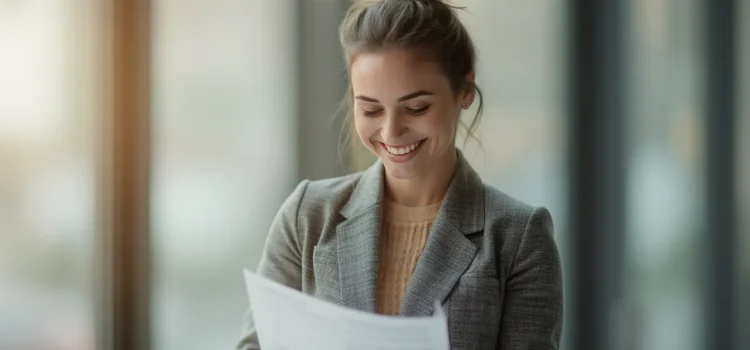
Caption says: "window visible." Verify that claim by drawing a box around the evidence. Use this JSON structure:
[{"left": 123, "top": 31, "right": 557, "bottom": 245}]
[
  {"left": 150, "top": 1, "right": 297, "bottom": 349},
  {"left": 625, "top": 0, "right": 706, "bottom": 348},
  {"left": 0, "top": 1, "right": 98, "bottom": 349},
  {"left": 4, "top": 2, "right": 745, "bottom": 350}
]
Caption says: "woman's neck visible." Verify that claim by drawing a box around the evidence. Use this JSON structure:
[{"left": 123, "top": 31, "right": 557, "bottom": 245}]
[{"left": 384, "top": 150, "right": 457, "bottom": 207}]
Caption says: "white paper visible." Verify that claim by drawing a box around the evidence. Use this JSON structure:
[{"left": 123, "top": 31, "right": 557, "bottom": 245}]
[{"left": 243, "top": 269, "right": 450, "bottom": 350}]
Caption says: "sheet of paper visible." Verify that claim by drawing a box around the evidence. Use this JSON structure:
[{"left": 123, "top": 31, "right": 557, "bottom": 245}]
[{"left": 243, "top": 269, "right": 450, "bottom": 350}]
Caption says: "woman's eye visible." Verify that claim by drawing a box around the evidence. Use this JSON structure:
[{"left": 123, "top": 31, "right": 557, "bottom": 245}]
[
  {"left": 361, "top": 109, "right": 382, "bottom": 117},
  {"left": 406, "top": 105, "right": 430, "bottom": 115}
]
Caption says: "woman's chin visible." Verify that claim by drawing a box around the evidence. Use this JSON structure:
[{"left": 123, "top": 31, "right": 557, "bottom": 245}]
[{"left": 382, "top": 160, "right": 423, "bottom": 180}]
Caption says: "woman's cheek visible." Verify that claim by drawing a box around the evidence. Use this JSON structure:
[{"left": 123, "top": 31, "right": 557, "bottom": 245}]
[{"left": 354, "top": 118, "right": 377, "bottom": 152}]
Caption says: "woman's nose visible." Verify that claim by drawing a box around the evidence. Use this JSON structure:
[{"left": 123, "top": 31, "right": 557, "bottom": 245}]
[{"left": 381, "top": 112, "right": 408, "bottom": 140}]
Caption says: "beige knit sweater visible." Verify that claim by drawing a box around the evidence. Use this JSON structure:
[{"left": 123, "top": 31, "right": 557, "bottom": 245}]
[{"left": 376, "top": 198, "right": 442, "bottom": 316}]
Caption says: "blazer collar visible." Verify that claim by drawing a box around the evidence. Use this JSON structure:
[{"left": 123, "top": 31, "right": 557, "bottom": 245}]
[{"left": 340, "top": 149, "right": 485, "bottom": 234}]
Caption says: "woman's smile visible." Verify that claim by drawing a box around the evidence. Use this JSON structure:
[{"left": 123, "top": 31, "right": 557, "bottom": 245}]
[{"left": 379, "top": 139, "right": 426, "bottom": 163}]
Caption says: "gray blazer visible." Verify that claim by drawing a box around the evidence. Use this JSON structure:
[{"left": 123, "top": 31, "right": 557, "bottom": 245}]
[{"left": 237, "top": 151, "right": 563, "bottom": 350}]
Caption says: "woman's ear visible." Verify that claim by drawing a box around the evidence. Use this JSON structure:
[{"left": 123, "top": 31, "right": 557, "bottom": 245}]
[{"left": 461, "top": 71, "right": 476, "bottom": 109}]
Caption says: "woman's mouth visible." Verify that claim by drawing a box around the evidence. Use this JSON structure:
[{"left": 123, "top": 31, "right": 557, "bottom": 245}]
[
  {"left": 379, "top": 140, "right": 425, "bottom": 163},
  {"left": 384, "top": 140, "right": 423, "bottom": 155}
]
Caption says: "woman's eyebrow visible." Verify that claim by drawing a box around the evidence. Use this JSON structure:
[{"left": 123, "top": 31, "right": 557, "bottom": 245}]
[
  {"left": 354, "top": 90, "right": 434, "bottom": 103},
  {"left": 397, "top": 90, "right": 434, "bottom": 102}
]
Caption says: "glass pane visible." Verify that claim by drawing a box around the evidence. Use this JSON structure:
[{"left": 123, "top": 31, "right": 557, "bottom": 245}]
[
  {"left": 0, "top": 1, "right": 97, "bottom": 349},
  {"left": 150, "top": 1, "right": 297, "bottom": 349},
  {"left": 626, "top": 0, "right": 705, "bottom": 349},
  {"left": 454, "top": 0, "right": 567, "bottom": 218}
]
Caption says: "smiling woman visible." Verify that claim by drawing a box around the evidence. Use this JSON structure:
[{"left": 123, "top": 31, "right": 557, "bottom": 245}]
[{"left": 237, "top": 1, "right": 563, "bottom": 349}]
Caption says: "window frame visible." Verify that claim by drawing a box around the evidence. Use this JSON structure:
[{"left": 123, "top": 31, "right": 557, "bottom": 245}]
[{"left": 96, "top": 0, "right": 152, "bottom": 349}]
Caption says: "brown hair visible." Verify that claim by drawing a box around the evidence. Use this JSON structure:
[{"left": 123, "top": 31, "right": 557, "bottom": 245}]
[{"left": 337, "top": 0, "right": 484, "bottom": 168}]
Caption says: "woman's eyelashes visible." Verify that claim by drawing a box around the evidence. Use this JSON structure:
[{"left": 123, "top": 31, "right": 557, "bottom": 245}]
[
  {"left": 359, "top": 105, "right": 431, "bottom": 117},
  {"left": 405, "top": 105, "right": 430, "bottom": 115},
  {"left": 361, "top": 108, "right": 383, "bottom": 117}
]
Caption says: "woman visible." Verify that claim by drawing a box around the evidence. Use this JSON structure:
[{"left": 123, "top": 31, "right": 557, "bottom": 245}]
[{"left": 238, "top": 0, "right": 563, "bottom": 349}]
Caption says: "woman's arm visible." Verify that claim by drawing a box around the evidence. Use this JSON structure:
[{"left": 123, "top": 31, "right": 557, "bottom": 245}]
[
  {"left": 236, "top": 180, "right": 309, "bottom": 350},
  {"left": 498, "top": 207, "right": 564, "bottom": 350}
]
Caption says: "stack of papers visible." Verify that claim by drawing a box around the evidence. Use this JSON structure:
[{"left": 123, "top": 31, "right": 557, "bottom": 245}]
[{"left": 243, "top": 270, "right": 450, "bottom": 350}]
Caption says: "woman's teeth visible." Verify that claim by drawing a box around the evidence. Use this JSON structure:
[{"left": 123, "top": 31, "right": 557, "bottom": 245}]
[{"left": 385, "top": 141, "right": 420, "bottom": 155}]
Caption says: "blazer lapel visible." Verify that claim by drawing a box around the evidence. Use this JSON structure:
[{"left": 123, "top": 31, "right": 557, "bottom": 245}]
[
  {"left": 400, "top": 151, "right": 486, "bottom": 316},
  {"left": 336, "top": 160, "right": 385, "bottom": 313}
]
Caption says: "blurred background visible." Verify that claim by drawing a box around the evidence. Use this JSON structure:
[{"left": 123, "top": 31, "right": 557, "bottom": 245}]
[{"left": 0, "top": 0, "right": 747, "bottom": 350}]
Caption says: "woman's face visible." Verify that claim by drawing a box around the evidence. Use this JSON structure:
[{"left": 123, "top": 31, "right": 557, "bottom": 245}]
[{"left": 350, "top": 50, "right": 471, "bottom": 180}]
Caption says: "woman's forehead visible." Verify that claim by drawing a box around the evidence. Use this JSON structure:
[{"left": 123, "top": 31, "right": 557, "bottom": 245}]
[{"left": 350, "top": 50, "right": 450, "bottom": 99}]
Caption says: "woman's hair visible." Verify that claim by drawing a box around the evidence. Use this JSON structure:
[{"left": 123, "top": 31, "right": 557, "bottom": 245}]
[{"left": 337, "top": 0, "right": 484, "bottom": 167}]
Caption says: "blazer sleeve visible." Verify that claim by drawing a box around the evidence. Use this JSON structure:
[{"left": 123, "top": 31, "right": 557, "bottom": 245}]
[
  {"left": 498, "top": 207, "right": 564, "bottom": 350},
  {"left": 235, "top": 180, "right": 309, "bottom": 350}
]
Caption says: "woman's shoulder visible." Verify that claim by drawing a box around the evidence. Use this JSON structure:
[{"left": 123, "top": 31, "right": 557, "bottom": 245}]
[
  {"left": 480, "top": 183, "right": 558, "bottom": 279},
  {"left": 480, "top": 183, "right": 554, "bottom": 237},
  {"left": 482, "top": 183, "right": 538, "bottom": 218}
]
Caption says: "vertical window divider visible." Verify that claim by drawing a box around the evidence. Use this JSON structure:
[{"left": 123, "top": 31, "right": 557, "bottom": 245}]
[
  {"left": 96, "top": 0, "right": 152, "bottom": 349},
  {"left": 567, "top": 1, "right": 630, "bottom": 349},
  {"left": 703, "top": 0, "right": 739, "bottom": 349}
]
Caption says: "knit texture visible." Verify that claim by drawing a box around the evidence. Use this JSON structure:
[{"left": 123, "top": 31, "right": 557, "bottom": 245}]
[{"left": 376, "top": 198, "right": 442, "bottom": 315}]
